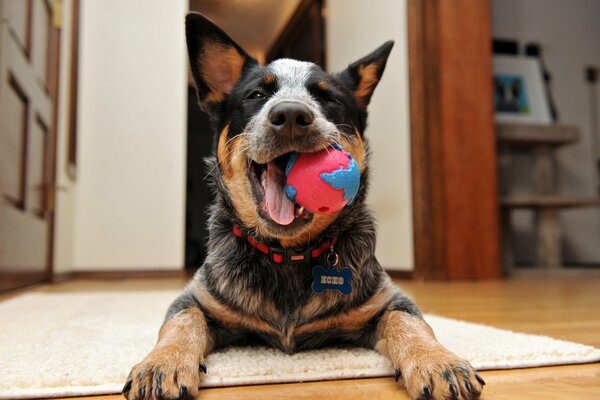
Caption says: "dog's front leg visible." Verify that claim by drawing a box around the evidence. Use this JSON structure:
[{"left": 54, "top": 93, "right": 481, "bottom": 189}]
[
  {"left": 123, "top": 305, "right": 211, "bottom": 400},
  {"left": 376, "top": 310, "right": 484, "bottom": 400}
]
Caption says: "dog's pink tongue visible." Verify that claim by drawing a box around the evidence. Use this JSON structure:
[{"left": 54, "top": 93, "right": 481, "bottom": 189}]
[{"left": 264, "top": 161, "right": 295, "bottom": 225}]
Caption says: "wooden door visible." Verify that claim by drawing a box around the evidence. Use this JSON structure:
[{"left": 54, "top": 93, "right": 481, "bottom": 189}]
[{"left": 0, "top": 0, "right": 60, "bottom": 291}]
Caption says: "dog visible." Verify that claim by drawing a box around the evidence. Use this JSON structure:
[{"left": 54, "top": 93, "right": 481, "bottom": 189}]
[{"left": 122, "top": 13, "right": 484, "bottom": 400}]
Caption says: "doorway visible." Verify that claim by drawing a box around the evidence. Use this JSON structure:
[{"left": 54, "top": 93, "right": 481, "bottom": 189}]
[{"left": 184, "top": 0, "right": 325, "bottom": 269}]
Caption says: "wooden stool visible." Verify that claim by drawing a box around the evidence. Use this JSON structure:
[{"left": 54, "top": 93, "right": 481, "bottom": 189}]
[{"left": 498, "top": 123, "right": 600, "bottom": 272}]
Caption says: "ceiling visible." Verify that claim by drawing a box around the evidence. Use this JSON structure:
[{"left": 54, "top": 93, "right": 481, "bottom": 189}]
[{"left": 189, "top": 0, "right": 301, "bottom": 61}]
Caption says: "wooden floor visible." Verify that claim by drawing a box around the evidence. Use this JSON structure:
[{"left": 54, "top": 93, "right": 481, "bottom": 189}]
[{"left": 4, "top": 277, "right": 600, "bottom": 399}]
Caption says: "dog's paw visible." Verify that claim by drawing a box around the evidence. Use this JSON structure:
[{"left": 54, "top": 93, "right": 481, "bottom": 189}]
[
  {"left": 122, "top": 346, "right": 206, "bottom": 400},
  {"left": 397, "top": 348, "right": 484, "bottom": 400}
]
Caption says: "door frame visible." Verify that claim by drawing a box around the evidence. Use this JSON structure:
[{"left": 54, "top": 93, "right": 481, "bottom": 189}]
[
  {"left": 45, "top": 0, "right": 64, "bottom": 282},
  {"left": 407, "top": 0, "right": 502, "bottom": 279}
]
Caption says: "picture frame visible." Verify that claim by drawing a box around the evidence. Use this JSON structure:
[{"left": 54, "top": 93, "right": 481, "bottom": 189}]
[{"left": 493, "top": 55, "right": 552, "bottom": 125}]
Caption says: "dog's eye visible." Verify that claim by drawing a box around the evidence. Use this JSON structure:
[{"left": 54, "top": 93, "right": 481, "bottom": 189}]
[
  {"left": 248, "top": 90, "right": 267, "bottom": 100},
  {"left": 314, "top": 88, "right": 338, "bottom": 104}
]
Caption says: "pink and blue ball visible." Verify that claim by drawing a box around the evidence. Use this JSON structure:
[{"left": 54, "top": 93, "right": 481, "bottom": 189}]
[{"left": 284, "top": 144, "right": 360, "bottom": 214}]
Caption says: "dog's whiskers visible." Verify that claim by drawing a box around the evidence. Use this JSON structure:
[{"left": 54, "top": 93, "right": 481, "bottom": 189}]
[
  {"left": 203, "top": 134, "right": 253, "bottom": 180},
  {"left": 218, "top": 142, "right": 253, "bottom": 178}
]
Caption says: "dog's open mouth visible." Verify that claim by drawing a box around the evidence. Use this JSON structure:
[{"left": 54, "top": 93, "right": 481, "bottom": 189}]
[{"left": 249, "top": 153, "right": 313, "bottom": 227}]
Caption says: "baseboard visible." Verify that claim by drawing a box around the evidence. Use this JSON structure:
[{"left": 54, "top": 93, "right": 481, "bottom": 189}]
[
  {"left": 52, "top": 269, "right": 189, "bottom": 283},
  {"left": 385, "top": 269, "right": 414, "bottom": 280}
]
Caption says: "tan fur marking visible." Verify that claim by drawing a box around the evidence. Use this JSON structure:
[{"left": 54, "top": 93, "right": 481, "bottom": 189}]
[
  {"left": 355, "top": 63, "right": 381, "bottom": 107},
  {"left": 295, "top": 287, "right": 393, "bottom": 335},
  {"left": 191, "top": 281, "right": 280, "bottom": 336},
  {"left": 195, "top": 279, "right": 281, "bottom": 329},
  {"left": 216, "top": 127, "right": 261, "bottom": 232},
  {"left": 298, "top": 290, "right": 340, "bottom": 322},
  {"left": 317, "top": 81, "right": 328, "bottom": 91},
  {"left": 263, "top": 72, "right": 275, "bottom": 84},
  {"left": 124, "top": 308, "right": 210, "bottom": 399},
  {"left": 217, "top": 125, "right": 232, "bottom": 177},
  {"left": 338, "top": 130, "right": 366, "bottom": 173},
  {"left": 199, "top": 41, "right": 245, "bottom": 103}
]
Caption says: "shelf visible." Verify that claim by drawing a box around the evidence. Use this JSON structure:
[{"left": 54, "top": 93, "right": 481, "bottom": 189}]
[{"left": 497, "top": 123, "right": 579, "bottom": 149}]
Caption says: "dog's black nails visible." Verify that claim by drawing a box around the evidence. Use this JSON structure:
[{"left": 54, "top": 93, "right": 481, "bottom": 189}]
[
  {"left": 475, "top": 374, "right": 486, "bottom": 386},
  {"left": 422, "top": 385, "right": 432, "bottom": 399},
  {"left": 394, "top": 368, "right": 401, "bottom": 382},
  {"left": 199, "top": 362, "right": 207, "bottom": 374},
  {"left": 154, "top": 372, "right": 163, "bottom": 398},
  {"left": 442, "top": 370, "right": 452, "bottom": 382},
  {"left": 449, "top": 382, "right": 458, "bottom": 399},
  {"left": 180, "top": 384, "right": 188, "bottom": 399},
  {"left": 122, "top": 380, "right": 132, "bottom": 394},
  {"left": 466, "top": 380, "right": 473, "bottom": 393},
  {"left": 138, "top": 385, "right": 146, "bottom": 400}
]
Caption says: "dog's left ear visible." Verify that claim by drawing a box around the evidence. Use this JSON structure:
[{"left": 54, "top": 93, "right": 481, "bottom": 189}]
[
  {"left": 186, "top": 12, "right": 258, "bottom": 110},
  {"left": 337, "top": 41, "right": 394, "bottom": 109}
]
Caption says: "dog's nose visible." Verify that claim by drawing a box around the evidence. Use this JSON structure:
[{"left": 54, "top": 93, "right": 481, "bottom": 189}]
[{"left": 268, "top": 101, "right": 314, "bottom": 137}]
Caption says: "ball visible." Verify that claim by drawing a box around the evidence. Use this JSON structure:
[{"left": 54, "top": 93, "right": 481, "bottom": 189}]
[{"left": 284, "top": 144, "right": 360, "bottom": 214}]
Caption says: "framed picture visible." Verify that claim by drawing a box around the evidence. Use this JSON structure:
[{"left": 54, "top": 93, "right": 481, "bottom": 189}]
[{"left": 493, "top": 55, "right": 551, "bottom": 124}]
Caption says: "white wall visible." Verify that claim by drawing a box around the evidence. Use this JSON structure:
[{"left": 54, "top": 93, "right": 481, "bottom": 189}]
[
  {"left": 64, "top": 0, "right": 188, "bottom": 270},
  {"left": 327, "top": 0, "right": 413, "bottom": 270},
  {"left": 492, "top": 0, "right": 600, "bottom": 264}
]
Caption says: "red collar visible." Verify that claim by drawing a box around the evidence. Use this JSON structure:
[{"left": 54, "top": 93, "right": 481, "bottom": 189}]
[{"left": 232, "top": 225, "right": 336, "bottom": 265}]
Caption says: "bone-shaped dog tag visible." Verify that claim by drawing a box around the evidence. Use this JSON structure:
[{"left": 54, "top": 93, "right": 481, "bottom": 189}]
[{"left": 311, "top": 265, "right": 352, "bottom": 295}]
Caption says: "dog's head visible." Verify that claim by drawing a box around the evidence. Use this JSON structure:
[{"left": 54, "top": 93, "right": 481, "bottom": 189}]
[{"left": 186, "top": 13, "right": 392, "bottom": 245}]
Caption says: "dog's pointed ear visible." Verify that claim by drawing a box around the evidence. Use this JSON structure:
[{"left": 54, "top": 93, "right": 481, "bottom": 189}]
[
  {"left": 186, "top": 13, "right": 258, "bottom": 110},
  {"left": 337, "top": 41, "right": 394, "bottom": 109}
]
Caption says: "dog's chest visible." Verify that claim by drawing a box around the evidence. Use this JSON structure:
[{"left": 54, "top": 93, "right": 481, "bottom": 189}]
[
  {"left": 264, "top": 290, "right": 344, "bottom": 352},
  {"left": 217, "top": 266, "right": 346, "bottom": 351}
]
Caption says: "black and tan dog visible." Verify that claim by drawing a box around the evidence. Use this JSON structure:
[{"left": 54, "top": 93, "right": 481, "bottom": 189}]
[{"left": 123, "top": 13, "right": 484, "bottom": 400}]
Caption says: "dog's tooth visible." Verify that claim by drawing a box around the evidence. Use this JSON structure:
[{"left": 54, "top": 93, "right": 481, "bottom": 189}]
[{"left": 298, "top": 206, "right": 304, "bottom": 214}]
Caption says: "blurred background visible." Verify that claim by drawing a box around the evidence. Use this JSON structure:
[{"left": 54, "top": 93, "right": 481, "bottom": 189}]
[{"left": 1, "top": 0, "right": 599, "bottom": 292}]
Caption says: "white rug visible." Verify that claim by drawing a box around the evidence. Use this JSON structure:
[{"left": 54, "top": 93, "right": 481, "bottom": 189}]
[{"left": 1, "top": 291, "right": 599, "bottom": 399}]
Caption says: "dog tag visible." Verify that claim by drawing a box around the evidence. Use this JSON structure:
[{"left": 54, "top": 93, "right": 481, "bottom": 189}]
[{"left": 311, "top": 265, "right": 352, "bottom": 295}]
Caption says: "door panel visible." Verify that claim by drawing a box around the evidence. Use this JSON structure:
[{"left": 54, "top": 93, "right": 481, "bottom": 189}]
[
  {"left": 2, "top": 0, "right": 32, "bottom": 55},
  {"left": 0, "top": 0, "right": 58, "bottom": 291},
  {"left": 28, "top": 115, "right": 49, "bottom": 216},
  {"left": 32, "top": 0, "right": 51, "bottom": 89},
  {"left": 0, "top": 75, "right": 28, "bottom": 206},
  {"left": 0, "top": 205, "right": 46, "bottom": 270}
]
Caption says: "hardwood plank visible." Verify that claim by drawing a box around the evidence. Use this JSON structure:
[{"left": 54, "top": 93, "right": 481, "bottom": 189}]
[{"left": 6, "top": 277, "right": 600, "bottom": 399}]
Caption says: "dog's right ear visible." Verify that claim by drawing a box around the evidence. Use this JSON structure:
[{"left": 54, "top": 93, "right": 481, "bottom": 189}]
[{"left": 186, "top": 13, "right": 257, "bottom": 110}]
